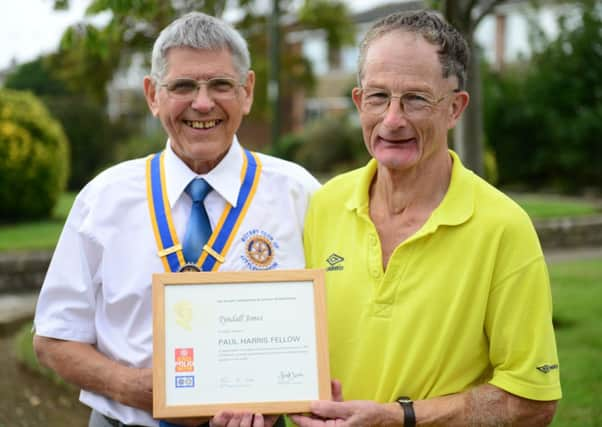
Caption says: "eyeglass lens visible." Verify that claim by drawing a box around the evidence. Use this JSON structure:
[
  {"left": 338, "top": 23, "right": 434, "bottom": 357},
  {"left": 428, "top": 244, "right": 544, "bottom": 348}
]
[{"left": 164, "top": 78, "right": 238, "bottom": 100}]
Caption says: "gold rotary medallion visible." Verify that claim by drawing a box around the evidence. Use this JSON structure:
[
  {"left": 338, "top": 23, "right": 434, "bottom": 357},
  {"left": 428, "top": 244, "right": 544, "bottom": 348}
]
[{"left": 179, "top": 263, "right": 201, "bottom": 272}]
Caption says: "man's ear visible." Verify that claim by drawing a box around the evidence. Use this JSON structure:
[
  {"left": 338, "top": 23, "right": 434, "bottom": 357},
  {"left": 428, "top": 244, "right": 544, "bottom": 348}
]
[
  {"left": 240, "top": 70, "right": 256, "bottom": 115},
  {"left": 351, "top": 87, "right": 362, "bottom": 113},
  {"left": 447, "top": 90, "right": 470, "bottom": 130},
  {"left": 143, "top": 76, "right": 160, "bottom": 117}
]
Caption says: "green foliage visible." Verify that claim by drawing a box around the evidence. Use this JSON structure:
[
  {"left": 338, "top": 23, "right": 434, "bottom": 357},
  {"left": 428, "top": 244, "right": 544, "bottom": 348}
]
[
  {"left": 270, "top": 132, "right": 305, "bottom": 161},
  {"left": 55, "top": 21, "right": 124, "bottom": 105},
  {"left": 484, "top": 3, "right": 602, "bottom": 192},
  {"left": 3, "top": 57, "right": 68, "bottom": 95},
  {"left": 297, "top": 0, "right": 355, "bottom": 48},
  {"left": 114, "top": 125, "right": 167, "bottom": 162},
  {"left": 278, "top": 115, "right": 369, "bottom": 174},
  {"left": 51, "top": 0, "right": 354, "bottom": 118},
  {"left": 511, "top": 194, "right": 600, "bottom": 219},
  {"left": 0, "top": 192, "right": 75, "bottom": 251},
  {"left": 49, "top": 96, "right": 122, "bottom": 190},
  {"left": 0, "top": 89, "right": 69, "bottom": 221},
  {"left": 4, "top": 56, "right": 132, "bottom": 190},
  {"left": 483, "top": 146, "right": 498, "bottom": 185}
]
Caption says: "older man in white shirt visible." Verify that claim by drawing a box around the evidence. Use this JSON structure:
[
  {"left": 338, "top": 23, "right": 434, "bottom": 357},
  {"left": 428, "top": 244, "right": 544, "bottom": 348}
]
[{"left": 33, "top": 11, "right": 319, "bottom": 427}]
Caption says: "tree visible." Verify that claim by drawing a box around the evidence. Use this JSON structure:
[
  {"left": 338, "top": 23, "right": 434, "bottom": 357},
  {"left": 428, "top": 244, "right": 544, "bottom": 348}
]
[
  {"left": 428, "top": 0, "right": 510, "bottom": 176},
  {"left": 484, "top": 0, "right": 602, "bottom": 191},
  {"left": 51, "top": 0, "right": 355, "bottom": 131},
  {"left": 4, "top": 56, "right": 122, "bottom": 190},
  {"left": 430, "top": 1, "right": 592, "bottom": 176},
  {"left": 2, "top": 57, "right": 68, "bottom": 96}
]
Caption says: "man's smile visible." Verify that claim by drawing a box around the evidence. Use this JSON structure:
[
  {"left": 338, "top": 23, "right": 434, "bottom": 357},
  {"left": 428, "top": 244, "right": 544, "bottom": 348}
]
[
  {"left": 183, "top": 119, "right": 221, "bottom": 129},
  {"left": 378, "top": 136, "right": 416, "bottom": 145}
]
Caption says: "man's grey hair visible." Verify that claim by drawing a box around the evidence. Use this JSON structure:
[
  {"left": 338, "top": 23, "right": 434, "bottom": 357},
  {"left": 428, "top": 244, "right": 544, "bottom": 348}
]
[
  {"left": 150, "top": 12, "right": 251, "bottom": 82},
  {"left": 358, "top": 9, "right": 469, "bottom": 90}
]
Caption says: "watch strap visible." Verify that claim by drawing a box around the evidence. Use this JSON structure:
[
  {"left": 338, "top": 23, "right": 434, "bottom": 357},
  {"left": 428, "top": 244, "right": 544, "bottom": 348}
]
[{"left": 396, "top": 396, "right": 416, "bottom": 427}]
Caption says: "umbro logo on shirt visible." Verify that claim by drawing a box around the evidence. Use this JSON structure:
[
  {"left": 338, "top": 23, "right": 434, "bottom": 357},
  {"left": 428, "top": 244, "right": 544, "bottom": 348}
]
[
  {"left": 326, "top": 253, "right": 344, "bottom": 271},
  {"left": 536, "top": 364, "right": 559, "bottom": 374}
]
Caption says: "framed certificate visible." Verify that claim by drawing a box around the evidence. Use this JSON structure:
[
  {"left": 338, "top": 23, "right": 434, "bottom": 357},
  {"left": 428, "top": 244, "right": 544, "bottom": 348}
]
[{"left": 152, "top": 269, "right": 331, "bottom": 418}]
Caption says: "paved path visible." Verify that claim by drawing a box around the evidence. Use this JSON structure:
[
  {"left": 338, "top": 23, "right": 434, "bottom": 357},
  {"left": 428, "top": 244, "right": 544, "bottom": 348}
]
[
  {"left": 1, "top": 247, "right": 601, "bottom": 329},
  {"left": 0, "top": 292, "right": 38, "bottom": 332}
]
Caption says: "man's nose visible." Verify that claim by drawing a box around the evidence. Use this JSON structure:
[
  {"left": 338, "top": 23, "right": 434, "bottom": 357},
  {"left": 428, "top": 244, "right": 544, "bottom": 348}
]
[
  {"left": 382, "top": 97, "right": 409, "bottom": 128},
  {"left": 191, "top": 85, "right": 215, "bottom": 110}
]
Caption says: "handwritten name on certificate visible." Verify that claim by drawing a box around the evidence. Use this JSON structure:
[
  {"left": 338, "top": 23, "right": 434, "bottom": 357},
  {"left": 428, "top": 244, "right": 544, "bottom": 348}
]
[{"left": 163, "top": 280, "right": 319, "bottom": 406}]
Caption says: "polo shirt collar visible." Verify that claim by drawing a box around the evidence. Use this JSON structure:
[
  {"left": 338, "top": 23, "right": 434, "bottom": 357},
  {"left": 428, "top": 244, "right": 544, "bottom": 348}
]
[
  {"left": 163, "top": 136, "right": 243, "bottom": 208},
  {"left": 426, "top": 150, "right": 474, "bottom": 229},
  {"left": 345, "top": 150, "right": 474, "bottom": 229},
  {"left": 344, "top": 159, "right": 377, "bottom": 213}
]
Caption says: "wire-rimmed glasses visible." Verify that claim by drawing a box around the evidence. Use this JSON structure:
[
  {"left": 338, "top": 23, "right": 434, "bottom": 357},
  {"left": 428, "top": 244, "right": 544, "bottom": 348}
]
[
  {"left": 358, "top": 88, "right": 458, "bottom": 119},
  {"left": 160, "top": 77, "right": 243, "bottom": 102}
]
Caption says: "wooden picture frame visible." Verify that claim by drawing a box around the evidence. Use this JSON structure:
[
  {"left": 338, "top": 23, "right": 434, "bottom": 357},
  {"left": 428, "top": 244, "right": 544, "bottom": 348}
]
[{"left": 152, "top": 269, "right": 330, "bottom": 418}]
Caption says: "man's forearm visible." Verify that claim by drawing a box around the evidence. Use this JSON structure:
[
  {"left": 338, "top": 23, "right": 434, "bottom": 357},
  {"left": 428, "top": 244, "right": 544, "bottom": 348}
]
[
  {"left": 414, "top": 384, "right": 557, "bottom": 427},
  {"left": 33, "top": 335, "right": 153, "bottom": 412}
]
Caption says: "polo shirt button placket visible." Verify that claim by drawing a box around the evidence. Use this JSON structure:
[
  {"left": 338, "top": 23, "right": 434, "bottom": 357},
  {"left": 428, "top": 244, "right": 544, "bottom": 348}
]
[{"left": 368, "top": 233, "right": 381, "bottom": 278}]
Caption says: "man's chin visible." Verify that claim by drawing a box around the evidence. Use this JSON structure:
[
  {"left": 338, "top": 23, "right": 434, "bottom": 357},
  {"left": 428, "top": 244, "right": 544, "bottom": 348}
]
[{"left": 375, "top": 154, "right": 421, "bottom": 172}]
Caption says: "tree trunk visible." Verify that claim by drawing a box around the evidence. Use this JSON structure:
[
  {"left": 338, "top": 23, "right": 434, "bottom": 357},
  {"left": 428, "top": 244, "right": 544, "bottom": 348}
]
[
  {"left": 442, "top": 0, "right": 485, "bottom": 176},
  {"left": 455, "top": 40, "right": 485, "bottom": 176}
]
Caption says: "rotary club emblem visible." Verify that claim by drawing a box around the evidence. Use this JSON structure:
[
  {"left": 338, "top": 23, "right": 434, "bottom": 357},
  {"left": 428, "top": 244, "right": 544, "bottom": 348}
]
[
  {"left": 240, "top": 229, "right": 279, "bottom": 270},
  {"left": 246, "top": 235, "right": 274, "bottom": 267}
]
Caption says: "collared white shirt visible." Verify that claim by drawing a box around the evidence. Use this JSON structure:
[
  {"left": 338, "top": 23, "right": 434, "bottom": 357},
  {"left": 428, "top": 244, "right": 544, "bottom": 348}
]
[{"left": 34, "top": 137, "right": 320, "bottom": 426}]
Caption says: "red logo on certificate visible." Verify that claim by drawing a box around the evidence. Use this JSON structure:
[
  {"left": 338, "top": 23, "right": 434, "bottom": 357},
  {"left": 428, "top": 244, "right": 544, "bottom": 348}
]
[{"left": 175, "top": 348, "right": 194, "bottom": 372}]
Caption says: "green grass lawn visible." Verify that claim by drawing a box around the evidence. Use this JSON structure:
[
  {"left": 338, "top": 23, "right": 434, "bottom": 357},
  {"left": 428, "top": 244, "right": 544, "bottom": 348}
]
[
  {"left": 0, "top": 192, "right": 75, "bottom": 251},
  {"left": 0, "top": 192, "right": 599, "bottom": 252},
  {"left": 549, "top": 258, "right": 602, "bottom": 426},
  {"left": 511, "top": 194, "right": 600, "bottom": 219}
]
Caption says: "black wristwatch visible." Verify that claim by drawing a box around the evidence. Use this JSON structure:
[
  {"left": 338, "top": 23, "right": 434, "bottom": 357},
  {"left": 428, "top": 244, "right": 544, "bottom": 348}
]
[{"left": 396, "top": 396, "right": 416, "bottom": 427}]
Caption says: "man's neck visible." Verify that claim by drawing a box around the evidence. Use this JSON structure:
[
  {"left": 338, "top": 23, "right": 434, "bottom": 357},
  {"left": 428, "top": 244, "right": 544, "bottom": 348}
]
[
  {"left": 368, "top": 149, "right": 453, "bottom": 269},
  {"left": 370, "top": 150, "right": 453, "bottom": 218}
]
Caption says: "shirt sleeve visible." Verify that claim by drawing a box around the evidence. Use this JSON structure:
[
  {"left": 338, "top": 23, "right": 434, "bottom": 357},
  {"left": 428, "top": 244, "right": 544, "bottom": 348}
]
[
  {"left": 33, "top": 192, "right": 102, "bottom": 343},
  {"left": 486, "top": 246, "right": 562, "bottom": 401}
]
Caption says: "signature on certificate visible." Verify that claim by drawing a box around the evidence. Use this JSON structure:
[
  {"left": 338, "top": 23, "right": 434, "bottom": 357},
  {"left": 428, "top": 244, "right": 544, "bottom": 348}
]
[{"left": 278, "top": 370, "right": 304, "bottom": 384}]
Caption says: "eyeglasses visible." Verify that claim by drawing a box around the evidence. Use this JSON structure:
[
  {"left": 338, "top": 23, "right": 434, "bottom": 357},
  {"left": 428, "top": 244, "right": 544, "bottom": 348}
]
[
  {"left": 358, "top": 88, "right": 457, "bottom": 118},
  {"left": 160, "top": 77, "right": 242, "bottom": 101}
]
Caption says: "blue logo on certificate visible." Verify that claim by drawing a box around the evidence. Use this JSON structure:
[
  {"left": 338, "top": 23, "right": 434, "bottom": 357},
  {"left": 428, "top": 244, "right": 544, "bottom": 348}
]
[{"left": 175, "top": 375, "right": 195, "bottom": 388}]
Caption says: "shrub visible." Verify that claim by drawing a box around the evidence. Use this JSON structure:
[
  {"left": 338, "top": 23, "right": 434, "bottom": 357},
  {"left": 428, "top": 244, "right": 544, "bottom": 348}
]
[
  {"left": 269, "top": 132, "right": 305, "bottom": 162},
  {"left": 45, "top": 95, "right": 118, "bottom": 190},
  {"left": 0, "top": 89, "right": 69, "bottom": 221},
  {"left": 4, "top": 56, "right": 134, "bottom": 191},
  {"left": 114, "top": 124, "right": 167, "bottom": 162},
  {"left": 280, "top": 115, "right": 369, "bottom": 174}
]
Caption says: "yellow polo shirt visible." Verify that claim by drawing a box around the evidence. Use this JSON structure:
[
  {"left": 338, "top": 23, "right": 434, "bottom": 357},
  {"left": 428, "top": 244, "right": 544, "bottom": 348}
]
[{"left": 304, "top": 151, "right": 561, "bottom": 402}]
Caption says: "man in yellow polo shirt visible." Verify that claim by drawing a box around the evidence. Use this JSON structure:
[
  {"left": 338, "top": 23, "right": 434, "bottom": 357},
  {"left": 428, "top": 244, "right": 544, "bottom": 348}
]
[{"left": 292, "top": 9, "right": 561, "bottom": 427}]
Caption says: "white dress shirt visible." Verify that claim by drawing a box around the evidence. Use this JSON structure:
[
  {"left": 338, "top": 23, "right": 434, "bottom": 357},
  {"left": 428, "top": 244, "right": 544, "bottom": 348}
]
[{"left": 34, "top": 137, "right": 320, "bottom": 426}]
